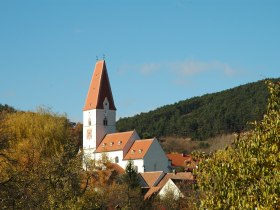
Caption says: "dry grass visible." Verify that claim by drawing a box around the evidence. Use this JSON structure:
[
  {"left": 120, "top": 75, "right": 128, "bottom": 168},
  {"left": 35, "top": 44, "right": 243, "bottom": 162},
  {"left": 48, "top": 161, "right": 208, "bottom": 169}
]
[{"left": 160, "top": 134, "right": 235, "bottom": 154}]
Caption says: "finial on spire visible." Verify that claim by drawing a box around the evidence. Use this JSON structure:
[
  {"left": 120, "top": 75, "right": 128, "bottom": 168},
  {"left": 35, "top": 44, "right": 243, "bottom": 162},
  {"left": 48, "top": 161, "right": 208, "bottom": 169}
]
[
  {"left": 103, "top": 54, "right": 106, "bottom": 60},
  {"left": 96, "top": 56, "right": 99, "bottom": 61}
]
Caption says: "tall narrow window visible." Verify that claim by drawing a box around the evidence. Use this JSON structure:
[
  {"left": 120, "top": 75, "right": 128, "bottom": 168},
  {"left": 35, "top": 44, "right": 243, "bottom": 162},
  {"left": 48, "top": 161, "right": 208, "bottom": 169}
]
[
  {"left": 115, "top": 156, "right": 119, "bottom": 163},
  {"left": 103, "top": 98, "right": 109, "bottom": 117},
  {"left": 103, "top": 117, "right": 108, "bottom": 126},
  {"left": 88, "top": 112, "right": 91, "bottom": 126}
]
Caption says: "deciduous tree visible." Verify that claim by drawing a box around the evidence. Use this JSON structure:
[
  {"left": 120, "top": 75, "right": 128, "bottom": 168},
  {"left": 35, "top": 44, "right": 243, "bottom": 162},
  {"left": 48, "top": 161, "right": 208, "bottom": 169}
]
[{"left": 196, "top": 81, "right": 280, "bottom": 209}]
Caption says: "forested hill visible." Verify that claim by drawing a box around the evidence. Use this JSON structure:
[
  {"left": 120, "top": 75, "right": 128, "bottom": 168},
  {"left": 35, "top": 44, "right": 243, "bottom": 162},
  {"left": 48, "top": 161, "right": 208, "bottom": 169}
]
[{"left": 116, "top": 78, "right": 279, "bottom": 140}]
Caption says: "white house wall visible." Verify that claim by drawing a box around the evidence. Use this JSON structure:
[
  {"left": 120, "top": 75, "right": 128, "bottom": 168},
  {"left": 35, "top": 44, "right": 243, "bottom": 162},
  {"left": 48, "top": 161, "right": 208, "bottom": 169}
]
[
  {"left": 159, "top": 179, "right": 182, "bottom": 199},
  {"left": 143, "top": 139, "right": 170, "bottom": 172}
]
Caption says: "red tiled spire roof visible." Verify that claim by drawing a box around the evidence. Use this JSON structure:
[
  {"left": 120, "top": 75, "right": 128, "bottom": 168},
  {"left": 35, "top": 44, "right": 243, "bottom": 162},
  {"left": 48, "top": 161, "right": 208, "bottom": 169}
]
[{"left": 83, "top": 60, "right": 116, "bottom": 111}]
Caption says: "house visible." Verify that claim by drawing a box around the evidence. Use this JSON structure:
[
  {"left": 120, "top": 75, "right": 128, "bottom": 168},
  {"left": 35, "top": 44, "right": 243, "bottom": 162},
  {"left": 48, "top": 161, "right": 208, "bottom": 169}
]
[
  {"left": 158, "top": 174, "right": 195, "bottom": 200},
  {"left": 141, "top": 172, "right": 195, "bottom": 200},
  {"left": 138, "top": 171, "right": 165, "bottom": 188},
  {"left": 167, "top": 153, "right": 198, "bottom": 172},
  {"left": 82, "top": 60, "right": 170, "bottom": 173}
]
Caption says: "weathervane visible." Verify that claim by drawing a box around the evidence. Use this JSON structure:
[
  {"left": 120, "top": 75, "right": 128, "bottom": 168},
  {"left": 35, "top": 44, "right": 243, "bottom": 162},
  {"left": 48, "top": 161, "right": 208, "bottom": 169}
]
[
  {"left": 96, "top": 56, "right": 99, "bottom": 61},
  {"left": 103, "top": 54, "right": 106, "bottom": 60}
]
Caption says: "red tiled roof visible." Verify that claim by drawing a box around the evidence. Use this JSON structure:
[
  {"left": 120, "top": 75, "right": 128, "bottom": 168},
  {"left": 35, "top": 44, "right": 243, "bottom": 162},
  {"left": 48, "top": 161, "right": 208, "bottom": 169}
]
[
  {"left": 156, "top": 172, "right": 194, "bottom": 188},
  {"left": 83, "top": 60, "right": 116, "bottom": 111},
  {"left": 96, "top": 131, "right": 135, "bottom": 152},
  {"left": 166, "top": 153, "right": 193, "bottom": 167},
  {"left": 139, "top": 171, "right": 164, "bottom": 187},
  {"left": 124, "top": 139, "right": 154, "bottom": 160},
  {"left": 110, "top": 163, "right": 125, "bottom": 174},
  {"left": 142, "top": 172, "right": 195, "bottom": 200},
  {"left": 144, "top": 187, "right": 160, "bottom": 200}
]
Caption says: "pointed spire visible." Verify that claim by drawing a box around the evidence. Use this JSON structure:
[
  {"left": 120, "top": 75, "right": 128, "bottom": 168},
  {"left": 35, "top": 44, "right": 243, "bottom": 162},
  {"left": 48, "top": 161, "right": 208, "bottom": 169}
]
[{"left": 83, "top": 60, "right": 116, "bottom": 111}]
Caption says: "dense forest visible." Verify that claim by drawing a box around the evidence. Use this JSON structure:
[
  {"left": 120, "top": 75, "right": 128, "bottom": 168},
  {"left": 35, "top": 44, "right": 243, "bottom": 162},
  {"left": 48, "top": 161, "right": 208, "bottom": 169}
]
[{"left": 117, "top": 78, "right": 280, "bottom": 140}]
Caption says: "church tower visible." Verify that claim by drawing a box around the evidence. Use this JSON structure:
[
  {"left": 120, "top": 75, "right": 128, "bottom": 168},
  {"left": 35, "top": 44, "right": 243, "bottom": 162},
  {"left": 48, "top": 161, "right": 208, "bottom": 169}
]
[{"left": 83, "top": 60, "right": 116, "bottom": 154}]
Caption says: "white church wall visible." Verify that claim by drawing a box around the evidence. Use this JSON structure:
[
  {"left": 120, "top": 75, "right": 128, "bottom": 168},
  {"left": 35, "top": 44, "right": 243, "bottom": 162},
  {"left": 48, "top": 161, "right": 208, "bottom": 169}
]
[
  {"left": 95, "top": 109, "right": 116, "bottom": 147},
  {"left": 83, "top": 110, "right": 95, "bottom": 149},
  {"left": 122, "top": 159, "right": 144, "bottom": 173},
  {"left": 83, "top": 109, "right": 116, "bottom": 150},
  {"left": 95, "top": 109, "right": 116, "bottom": 133},
  {"left": 95, "top": 150, "right": 123, "bottom": 165},
  {"left": 144, "top": 139, "right": 170, "bottom": 172}
]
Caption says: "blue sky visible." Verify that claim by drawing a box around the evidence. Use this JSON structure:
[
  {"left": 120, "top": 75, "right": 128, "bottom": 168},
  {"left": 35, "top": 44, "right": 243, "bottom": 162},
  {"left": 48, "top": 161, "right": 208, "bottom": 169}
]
[{"left": 0, "top": 0, "right": 279, "bottom": 122}]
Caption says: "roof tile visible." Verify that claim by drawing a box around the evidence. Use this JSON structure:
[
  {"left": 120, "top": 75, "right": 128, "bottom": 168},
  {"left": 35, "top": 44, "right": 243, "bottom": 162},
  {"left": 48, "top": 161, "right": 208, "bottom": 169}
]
[
  {"left": 96, "top": 131, "right": 135, "bottom": 152},
  {"left": 139, "top": 171, "right": 164, "bottom": 187},
  {"left": 83, "top": 60, "right": 116, "bottom": 111},
  {"left": 124, "top": 139, "right": 154, "bottom": 160},
  {"left": 166, "top": 153, "right": 193, "bottom": 167}
]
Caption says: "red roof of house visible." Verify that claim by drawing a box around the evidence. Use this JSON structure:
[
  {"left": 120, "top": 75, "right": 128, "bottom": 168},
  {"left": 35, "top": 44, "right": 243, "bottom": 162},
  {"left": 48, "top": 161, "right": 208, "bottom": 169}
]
[
  {"left": 139, "top": 171, "right": 164, "bottom": 187},
  {"left": 166, "top": 153, "right": 193, "bottom": 167},
  {"left": 124, "top": 139, "right": 154, "bottom": 160},
  {"left": 83, "top": 60, "right": 116, "bottom": 111},
  {"left": 156, "top": 172, "right": 194, "bottom": 188},
  {"left": 110, "top": 163, "right": 125, "bottom": 174},
  {"left": 95, "top": 130, "right": 135, "bottom": 152},
  {"left": 143, "top": 172, "right": 194, "bottom": 200},
  {"left": 144, "top": 187, "right": 161, "bottom": 200}
]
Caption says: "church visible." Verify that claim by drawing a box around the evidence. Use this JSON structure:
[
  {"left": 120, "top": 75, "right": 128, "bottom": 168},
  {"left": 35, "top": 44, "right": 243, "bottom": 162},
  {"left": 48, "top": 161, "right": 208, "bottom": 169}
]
[{"left": 83, "top": 60, "right": 170, "bottom": 173}]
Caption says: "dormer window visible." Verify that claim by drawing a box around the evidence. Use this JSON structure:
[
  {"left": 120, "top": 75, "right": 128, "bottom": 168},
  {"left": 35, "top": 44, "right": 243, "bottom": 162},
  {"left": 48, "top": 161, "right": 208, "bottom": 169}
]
[
  {"left": 131, "top": 150, "right": 135, "bottom": 154},
  {"left": 110, "top": 142, "right": 114, "bottom": 146},
  {"left": 102, "top": 143, "right": 107, "bottom": 147},
  {"left": 118, "top": 141, "right": 122, "bottom": 145},
  {"left": 138, "top": 149, "right": 143, "bottom": 154}
]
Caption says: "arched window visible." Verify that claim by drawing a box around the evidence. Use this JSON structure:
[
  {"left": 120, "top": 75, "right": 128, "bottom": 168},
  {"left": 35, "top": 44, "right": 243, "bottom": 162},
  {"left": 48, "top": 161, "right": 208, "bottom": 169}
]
[{"left": 115, "top": 156, "right": 119, "bottom": 163}]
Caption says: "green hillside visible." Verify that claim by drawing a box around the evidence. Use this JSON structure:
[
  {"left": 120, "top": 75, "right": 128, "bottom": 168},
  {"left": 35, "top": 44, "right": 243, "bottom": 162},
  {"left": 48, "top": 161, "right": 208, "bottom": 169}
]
[{"left": 116, "top": 78, "right": 279, "bottom": 140}]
